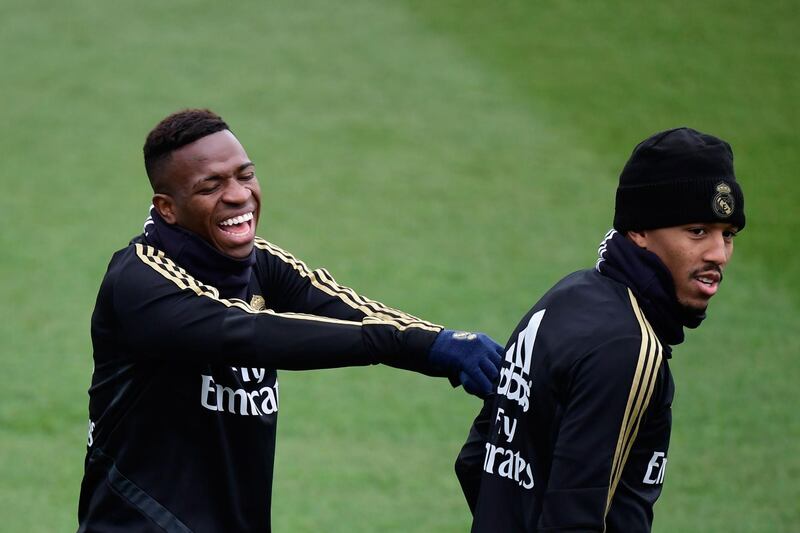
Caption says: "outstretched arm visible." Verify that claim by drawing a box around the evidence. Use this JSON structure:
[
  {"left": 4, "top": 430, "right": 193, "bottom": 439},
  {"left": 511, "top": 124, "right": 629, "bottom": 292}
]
[
  {"left": 102, "top": 243, "right": 500, "bottom": 395},
  {"left": 254, "top": 239, "right": 502, "bottom": 395}
]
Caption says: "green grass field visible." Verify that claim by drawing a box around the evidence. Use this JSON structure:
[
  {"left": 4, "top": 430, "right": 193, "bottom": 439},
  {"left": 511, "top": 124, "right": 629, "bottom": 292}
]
[{"left": 1, "top": 0, "right": 798, "bottom": 531}]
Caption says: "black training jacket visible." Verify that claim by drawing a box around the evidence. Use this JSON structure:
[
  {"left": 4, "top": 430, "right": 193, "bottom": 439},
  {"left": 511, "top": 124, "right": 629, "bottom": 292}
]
[
  {"left": 78, "top": 236, "right": 442, "bottom": 532},
  {"left": 457, "top": 268, "right": 673, "bottom": 532}
]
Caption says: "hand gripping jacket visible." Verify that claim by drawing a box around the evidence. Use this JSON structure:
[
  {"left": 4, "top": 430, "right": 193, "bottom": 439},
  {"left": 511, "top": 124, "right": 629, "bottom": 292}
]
[
  {"left": 78, "top": 235, "right": 443, "bottom": 533},
  {"left": 457, "top": 232, "right": 679, "bottom": 532}
]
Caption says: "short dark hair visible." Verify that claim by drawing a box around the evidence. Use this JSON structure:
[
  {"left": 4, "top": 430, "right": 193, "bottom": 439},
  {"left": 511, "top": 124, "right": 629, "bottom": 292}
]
[{"left": 143, "top": 108, "right": 230, "bottom": 193}]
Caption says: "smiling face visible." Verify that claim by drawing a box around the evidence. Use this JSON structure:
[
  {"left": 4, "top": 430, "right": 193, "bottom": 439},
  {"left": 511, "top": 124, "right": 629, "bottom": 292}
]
[
  {"left": 152, "top": 130, "right": 261, "bottom": 258},
  {"left": 628, "top": 223, "right": 737, "bottom": 314}
]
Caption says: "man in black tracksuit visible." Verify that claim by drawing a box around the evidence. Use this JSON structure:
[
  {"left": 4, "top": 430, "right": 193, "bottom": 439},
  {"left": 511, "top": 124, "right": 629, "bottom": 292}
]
[
  {"left": 456, "top": 128, "right": 746, "bottom": 531},
  {"left": 77, "top": 109, "right": 503, "bottom": 532}
]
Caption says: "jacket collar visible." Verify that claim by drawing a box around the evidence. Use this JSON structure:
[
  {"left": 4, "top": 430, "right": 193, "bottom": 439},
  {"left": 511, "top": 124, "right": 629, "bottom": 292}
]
[
  {"left": 596, "top": 229, "right": 705, "bottom": 348},
  {"left": 142, "top": 206, "right": 255, "bottom": 301}
]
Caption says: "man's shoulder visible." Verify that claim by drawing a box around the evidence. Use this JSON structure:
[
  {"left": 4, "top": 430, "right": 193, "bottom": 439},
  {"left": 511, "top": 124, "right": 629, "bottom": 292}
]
[
  {"left": 100, "top": 237, "right": 178, "bottom": 289},
  {"left": 544, "top": 268, "right": 633, "bottom": 316},
  {"left": 508, "top": 269, "right": 656, "bottom": 381},
  {"left": 251, "top": 236, "right": 315, "bottom": 277},
  {"left": 530, "top": 268, "right": 643, "bottom": 348},
  {"left": 102, "top": 238, "right": 143, "bottom": 275},
  {"left": 252, "top": 236, "right": 299, "bottom": 263}
]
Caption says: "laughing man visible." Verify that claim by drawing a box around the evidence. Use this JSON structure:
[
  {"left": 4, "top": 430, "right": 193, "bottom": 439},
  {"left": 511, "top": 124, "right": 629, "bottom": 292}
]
[{"left": 77, "top": 108, "right": 503, "bottom": 532}]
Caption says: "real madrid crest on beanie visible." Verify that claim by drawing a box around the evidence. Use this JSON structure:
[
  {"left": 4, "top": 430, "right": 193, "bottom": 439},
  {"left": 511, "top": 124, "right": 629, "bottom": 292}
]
[{"left": 613, "top": 127, "right": 746, "bottom": 232}]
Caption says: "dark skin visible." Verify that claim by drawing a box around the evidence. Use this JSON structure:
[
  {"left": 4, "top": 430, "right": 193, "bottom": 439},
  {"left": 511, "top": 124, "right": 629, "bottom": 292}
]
[
  {"left": 152, "top": 130, "right": 261, "bottom": 258},
  {"left": 628, "top": 222, "right": 738, "bottom": 314}
]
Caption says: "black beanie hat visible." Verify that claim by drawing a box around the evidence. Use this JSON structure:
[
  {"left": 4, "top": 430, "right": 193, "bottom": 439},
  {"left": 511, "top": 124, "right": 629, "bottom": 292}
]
[{"left": 613, "top": 127, "right": 745, "bottom": 232}]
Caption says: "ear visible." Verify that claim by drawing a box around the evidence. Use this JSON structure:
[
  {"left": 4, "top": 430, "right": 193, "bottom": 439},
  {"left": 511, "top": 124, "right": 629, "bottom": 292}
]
[
  {"left": 626, "top": 230, "right": 649, "bottom": 249},
  {"left": 153, "top": 194, "right": 177, "bottom": 224}
]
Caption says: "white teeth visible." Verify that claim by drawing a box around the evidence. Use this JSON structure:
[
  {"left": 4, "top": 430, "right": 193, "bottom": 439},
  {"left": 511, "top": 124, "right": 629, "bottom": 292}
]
[
  {"left": 219, "top": 212, "right": 253, "bottom": 227},
  {"left": 698, "top": 277, "right": 712, "bottom": 285}
]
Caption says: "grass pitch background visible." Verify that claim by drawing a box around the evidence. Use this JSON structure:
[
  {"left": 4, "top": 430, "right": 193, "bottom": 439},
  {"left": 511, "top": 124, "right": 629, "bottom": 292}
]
[{"left": 1, "top": 0, "right": 798, "bottom": 531}]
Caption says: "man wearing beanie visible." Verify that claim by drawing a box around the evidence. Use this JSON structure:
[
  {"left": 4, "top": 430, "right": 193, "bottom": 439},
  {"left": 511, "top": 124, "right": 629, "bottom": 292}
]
[{"left": 455, "top": 127, "right": 745, "bottom": 532}]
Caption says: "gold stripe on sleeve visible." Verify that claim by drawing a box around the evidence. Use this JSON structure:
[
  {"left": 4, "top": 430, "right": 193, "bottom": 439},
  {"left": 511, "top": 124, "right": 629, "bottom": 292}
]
[
  {"left": 604, "top": 288, "right": 664, "bottom": 523},
  {"left": 134, "top": 243, "right": 363, "bottom": 327},
  {"left": 254, "top": 238, "right": 441, "bottom": 332}
]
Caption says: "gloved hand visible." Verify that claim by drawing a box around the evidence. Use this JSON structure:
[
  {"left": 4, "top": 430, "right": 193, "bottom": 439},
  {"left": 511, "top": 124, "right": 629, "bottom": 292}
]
[{"left": 428, "top": 329, "right": 504, "bottom": 398}]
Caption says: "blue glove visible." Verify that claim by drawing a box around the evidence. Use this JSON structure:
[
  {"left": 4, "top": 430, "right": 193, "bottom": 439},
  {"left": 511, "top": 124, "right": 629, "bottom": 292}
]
[{"left": 429, "top": 329, "right": 504, "bottom": 398}]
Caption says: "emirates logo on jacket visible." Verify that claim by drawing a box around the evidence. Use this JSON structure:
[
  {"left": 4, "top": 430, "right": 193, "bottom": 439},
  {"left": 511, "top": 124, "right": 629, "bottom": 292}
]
[{"left": 200, "top": 367, "right": 279, "bottom": 416}]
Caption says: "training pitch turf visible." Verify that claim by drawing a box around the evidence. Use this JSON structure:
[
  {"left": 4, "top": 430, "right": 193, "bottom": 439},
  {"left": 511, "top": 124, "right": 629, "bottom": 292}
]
[{"left": 0, "top": 1, "right": 797, "bottom": 531}]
